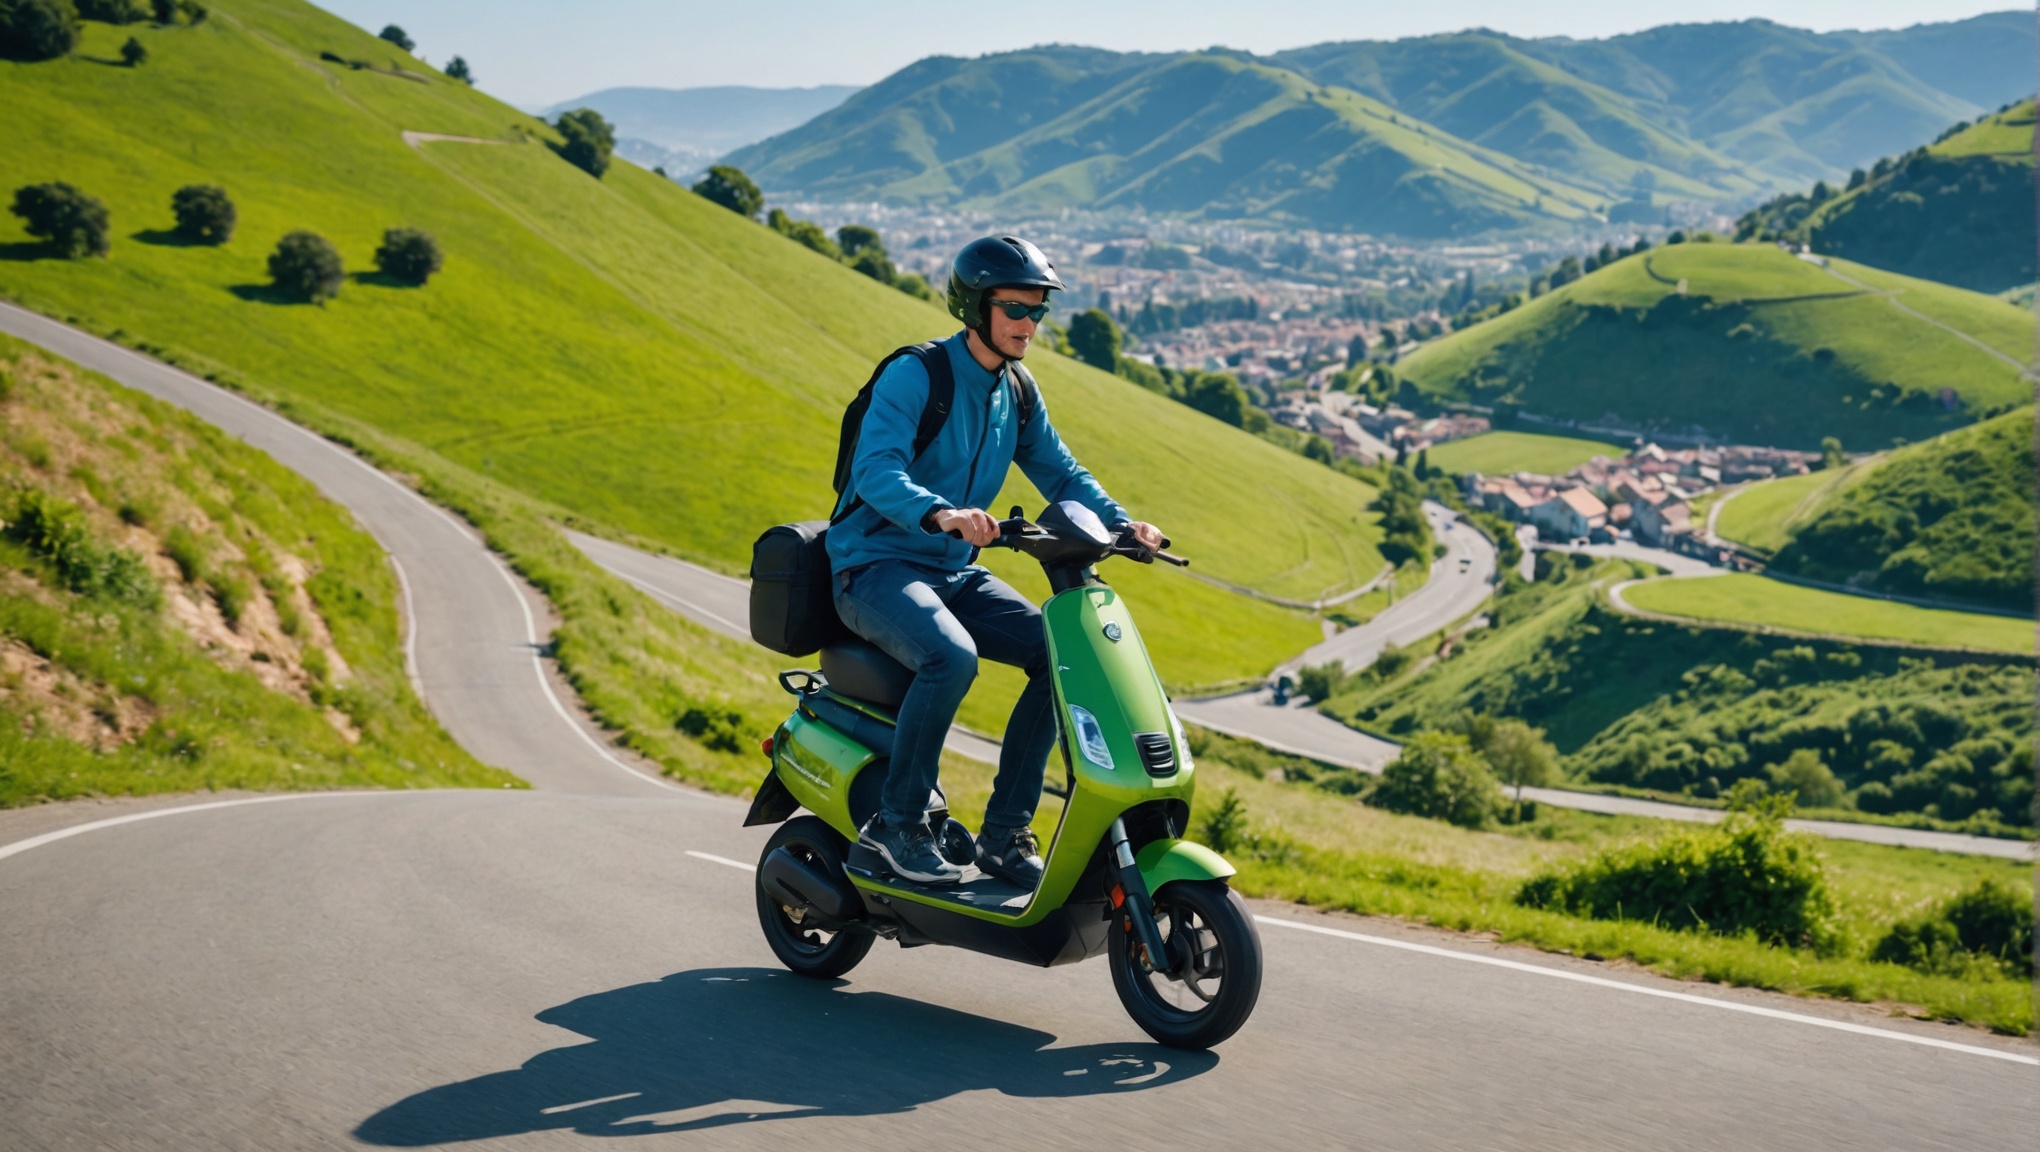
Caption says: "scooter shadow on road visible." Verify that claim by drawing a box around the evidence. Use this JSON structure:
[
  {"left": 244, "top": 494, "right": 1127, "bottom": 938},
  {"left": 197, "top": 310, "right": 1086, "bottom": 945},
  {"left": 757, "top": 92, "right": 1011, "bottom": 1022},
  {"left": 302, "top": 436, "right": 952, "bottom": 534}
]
[{"left": 354, "top": 966, "right": 1216, "bottom": 1143}]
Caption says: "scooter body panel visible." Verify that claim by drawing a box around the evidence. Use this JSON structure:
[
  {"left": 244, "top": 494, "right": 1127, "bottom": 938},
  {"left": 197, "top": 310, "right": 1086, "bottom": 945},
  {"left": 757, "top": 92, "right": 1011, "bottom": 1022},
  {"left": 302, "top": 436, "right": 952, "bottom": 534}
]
[
  {"left": 1135, "top": 838, "right": 1236, "bottom": 891},
  {"left": 772, "top": 710, "right": 876, "bottom": 837}
]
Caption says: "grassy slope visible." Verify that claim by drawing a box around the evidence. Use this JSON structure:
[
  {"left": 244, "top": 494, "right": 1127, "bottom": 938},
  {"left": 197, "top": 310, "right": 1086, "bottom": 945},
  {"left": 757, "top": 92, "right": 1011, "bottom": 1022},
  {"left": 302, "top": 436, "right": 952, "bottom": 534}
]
[
  {"left": 1403, "top": 242, "right": 2032, "bottom": 448},
  {"left": 1714, "top": 466, "right": 1871, "bottom": 553},
  {"left": 1623, "top": 574, "right": 2031, "bottom": 654},
  {"left": 1424, "top": 430, "right": 1623, "bottom": 476},
  {"left": 0, "top": 2, "right": 1385, "bottom": 694},
  {"left": 1932, "top": 99, "right": 2036, "bottom": 158},
  {"left": 0, "top": 336, "right": 512, "bottom": 804}
]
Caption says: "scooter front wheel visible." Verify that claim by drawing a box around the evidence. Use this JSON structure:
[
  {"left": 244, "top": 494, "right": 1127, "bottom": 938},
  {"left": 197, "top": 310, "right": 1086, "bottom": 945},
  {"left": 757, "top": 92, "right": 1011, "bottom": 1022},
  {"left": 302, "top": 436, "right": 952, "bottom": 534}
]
[
  {"left": 755, "top": 816, "right": 875, "bottom": 979},
  {"left": 1109, "top": 880, "right": 1262, "bottom": 1049}
]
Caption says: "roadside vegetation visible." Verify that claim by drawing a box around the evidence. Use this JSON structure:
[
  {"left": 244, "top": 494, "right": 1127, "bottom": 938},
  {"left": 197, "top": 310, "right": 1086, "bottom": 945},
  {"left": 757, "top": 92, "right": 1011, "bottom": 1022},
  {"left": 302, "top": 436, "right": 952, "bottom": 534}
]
[
  {"left": 0, "top": 0, "right": 1388, "bottom": 694},
  {"left": 1319, "top": 556, "right": 2034, "bottom": 836},
  {"left": 1179, "top": 730, "right": 2035, "bottom": 1035},
  {"left": 0, "top": 337, "right": 511, "bottom": 805}
]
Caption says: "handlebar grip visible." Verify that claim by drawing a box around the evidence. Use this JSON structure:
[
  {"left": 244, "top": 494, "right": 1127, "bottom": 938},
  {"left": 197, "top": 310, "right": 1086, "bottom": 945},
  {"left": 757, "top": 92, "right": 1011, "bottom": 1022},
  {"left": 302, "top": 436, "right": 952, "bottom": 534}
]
[{"left": 1155, "top": 550, "right": 1189, "bottom": 567}]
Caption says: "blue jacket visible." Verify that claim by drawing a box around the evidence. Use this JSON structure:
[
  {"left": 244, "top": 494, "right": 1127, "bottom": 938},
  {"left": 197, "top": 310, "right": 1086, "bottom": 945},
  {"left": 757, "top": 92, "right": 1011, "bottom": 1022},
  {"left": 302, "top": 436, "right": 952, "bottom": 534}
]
[{"left": 828, "top": 331, "right": 1129, "bottom": 574}]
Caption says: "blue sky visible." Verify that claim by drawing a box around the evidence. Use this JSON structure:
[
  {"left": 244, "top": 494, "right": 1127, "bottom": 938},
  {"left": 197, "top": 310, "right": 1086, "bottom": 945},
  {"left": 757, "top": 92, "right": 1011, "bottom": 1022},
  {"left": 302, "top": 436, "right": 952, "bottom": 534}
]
[{"left": 321, "top": 1, "right": 2019, "bottom": 106}]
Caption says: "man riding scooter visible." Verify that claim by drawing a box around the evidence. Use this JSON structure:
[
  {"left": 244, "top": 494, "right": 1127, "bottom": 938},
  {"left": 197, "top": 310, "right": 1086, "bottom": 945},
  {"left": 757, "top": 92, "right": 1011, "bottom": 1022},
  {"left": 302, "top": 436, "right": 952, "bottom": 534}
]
[{"left": 830, "top": 236, "right": 1165, "bottom": 888}]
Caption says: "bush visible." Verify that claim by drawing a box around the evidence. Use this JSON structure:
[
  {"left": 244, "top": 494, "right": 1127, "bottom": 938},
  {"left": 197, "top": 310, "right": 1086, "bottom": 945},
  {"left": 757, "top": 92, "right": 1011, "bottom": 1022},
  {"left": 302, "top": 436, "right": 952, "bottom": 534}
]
[
  {"left": 0, "top": 0, "right": 80, "bottom": 61},
  {"left": 1766, "top": 748, "right": 1845, "bottom": 808},
  {"left": 1197, "top": 787, "right": 1249, "bottom": 854},
  {"left": 444, "top": 55, "right": 472, "bottom": 84},
  {"left": 10, "top": 182, "right": 109, "bottom": 258},
  {"left": 1516, "top": 792, "right": 1841, "bottom": 952},
  {"left": 377, "top": 23, "right": 411, "bottom": 51},
  {"left": 675, "top": 705, "right": 745, "bottom": 753},
  {"left": 117, "top": 33, "right": 143, "bottom": 64},
  {"left": 1872, "top": 879, "right": 2033, "bottom": 977},
  {"left": 691, "top": 164, "right": 762, "bottom": 218},
  {"left": 373, "top": 227, "right": 443, "bottom": 285},
  {"left": 170, "top": 184, "right": 234, "bottom": 243},
  {"left": 1367, "top": 732, "right": 1505, "bottom": 828},
  {"left": 76, "top": 0, "right": 142, "bottom": 22},
  {"left": 553, "top": 108, "right": 614, "bottom": 179},
  {"left": 767, "top": 208, "right": 840, "bottom": 259},
  {"left": 1296, "top": 660, "right": 1348, "bottom": 703},
  {"left": 4, "top": 488, "right": 157, "bottom": 603},
  {"left": 266, "top": 230, "right": 343, "bottom": 303}
]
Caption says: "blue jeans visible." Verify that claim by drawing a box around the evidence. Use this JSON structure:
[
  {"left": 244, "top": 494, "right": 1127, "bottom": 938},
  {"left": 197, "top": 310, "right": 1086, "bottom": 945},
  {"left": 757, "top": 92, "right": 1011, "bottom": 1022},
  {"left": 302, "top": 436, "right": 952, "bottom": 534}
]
[{"left": 833, "top": 560, "right": 1055, "bottom": 830}]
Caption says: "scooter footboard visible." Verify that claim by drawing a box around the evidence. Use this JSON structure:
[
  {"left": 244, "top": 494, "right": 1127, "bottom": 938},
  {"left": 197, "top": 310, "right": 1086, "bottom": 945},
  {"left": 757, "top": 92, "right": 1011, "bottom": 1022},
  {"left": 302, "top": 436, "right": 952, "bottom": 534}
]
[{"left": 1134, "top": 839, "right": 1236, "bottom": 891}]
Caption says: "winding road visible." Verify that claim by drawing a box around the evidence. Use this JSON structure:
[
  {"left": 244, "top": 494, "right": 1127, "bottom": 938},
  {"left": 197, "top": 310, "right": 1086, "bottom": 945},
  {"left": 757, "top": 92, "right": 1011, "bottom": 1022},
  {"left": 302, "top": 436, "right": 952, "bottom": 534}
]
[{"left": 1, "top": 307, "right": 2034, "bottom": 1150}]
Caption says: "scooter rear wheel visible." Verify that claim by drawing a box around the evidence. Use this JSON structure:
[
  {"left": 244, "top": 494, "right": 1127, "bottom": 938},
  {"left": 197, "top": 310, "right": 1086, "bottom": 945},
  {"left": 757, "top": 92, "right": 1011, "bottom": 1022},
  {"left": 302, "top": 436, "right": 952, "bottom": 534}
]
[
  {"left": 755, "top": 816, "right": 875, "bottom": 979},
  {"left": 1109, "top": 880, "right": 1262, "bottom": 1049}
]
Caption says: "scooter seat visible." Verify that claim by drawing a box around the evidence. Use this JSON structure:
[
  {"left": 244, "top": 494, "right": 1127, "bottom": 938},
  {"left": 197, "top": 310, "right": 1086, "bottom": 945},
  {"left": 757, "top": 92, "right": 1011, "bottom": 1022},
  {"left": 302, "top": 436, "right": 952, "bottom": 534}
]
[{"left": 819, "top": 638, "right": 913, "bottom": 710}]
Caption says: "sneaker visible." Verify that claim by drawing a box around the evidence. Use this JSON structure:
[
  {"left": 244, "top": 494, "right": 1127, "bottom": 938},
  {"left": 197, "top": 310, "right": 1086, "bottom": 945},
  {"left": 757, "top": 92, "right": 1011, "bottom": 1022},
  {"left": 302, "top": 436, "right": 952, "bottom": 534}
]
[
  {"left": 976, "top": 823, "right": 1045, "bottom": 889},
  {"left": 859, "top": 817, "right": 965, "bottom": 885}
]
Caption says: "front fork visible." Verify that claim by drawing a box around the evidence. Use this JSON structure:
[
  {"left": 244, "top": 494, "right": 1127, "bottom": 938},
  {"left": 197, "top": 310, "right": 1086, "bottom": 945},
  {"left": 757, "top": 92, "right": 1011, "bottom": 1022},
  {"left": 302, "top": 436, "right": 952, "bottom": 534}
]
[{"left": 1107, "top": 817, "right": 1176, "bottom": 976}]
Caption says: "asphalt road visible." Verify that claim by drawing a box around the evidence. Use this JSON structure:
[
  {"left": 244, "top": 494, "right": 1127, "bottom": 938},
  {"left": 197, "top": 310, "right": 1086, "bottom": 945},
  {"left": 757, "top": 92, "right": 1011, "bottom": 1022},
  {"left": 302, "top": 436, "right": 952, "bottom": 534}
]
[{"left": 1, "top": 309, "right": 2034, "bottom": 1150}]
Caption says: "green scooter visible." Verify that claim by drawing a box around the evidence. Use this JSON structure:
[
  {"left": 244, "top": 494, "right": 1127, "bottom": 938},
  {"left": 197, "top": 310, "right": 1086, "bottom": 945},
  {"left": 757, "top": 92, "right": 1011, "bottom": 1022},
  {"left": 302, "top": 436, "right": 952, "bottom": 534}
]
[{"left": 743, "top": 501, "right": 1262, "bottom": 1049}]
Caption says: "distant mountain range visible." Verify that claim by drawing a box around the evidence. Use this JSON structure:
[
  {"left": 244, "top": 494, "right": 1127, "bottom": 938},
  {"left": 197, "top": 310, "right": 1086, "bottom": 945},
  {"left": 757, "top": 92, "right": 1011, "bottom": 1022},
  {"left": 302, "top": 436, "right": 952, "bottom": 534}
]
[
  {"left": 725, "top": 12, "right": 2034, "bottom": 237},
  {"left": 538, "top": 84, "right": 859, "bottom": 175}
]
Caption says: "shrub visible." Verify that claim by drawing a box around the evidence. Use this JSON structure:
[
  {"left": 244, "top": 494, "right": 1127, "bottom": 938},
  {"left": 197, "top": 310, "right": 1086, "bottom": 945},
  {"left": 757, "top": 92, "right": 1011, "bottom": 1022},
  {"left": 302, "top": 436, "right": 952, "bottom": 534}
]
[
  {"left": 377, "top": 23, "right": 411, "bottom": 51},
  {"left": 4, "top": 488, "right": 157, "bottom": 603},
  {"left": 1516, "top": 792, "right": 1841, "bottom": 952},
  {"left": 691, "top": 164, "right": 763, "bottom": 218},
  {"left": 0, "top": 0, "right": 81, "bottom": 61},
  {"left": 266, "top": 230, "right": 343, "bottom": 303},
  {"left": 1872, "top": 879, "right": 2033, "bottom": 977},
  {"left": 170, "top": 184, "right": 234, "bottom": 243},
  {"left": 76, "top": 0, "right": 143, "bottom": 22},
  {"left": 553, "top": 108, "right": 614, "bottom": 178},
  {"left": 117, "top": 34, "right": 143, "bottom": 65},
  {"left": 373, "top": 228, "right": 443, "bottom": 285},
  {"left": 766, "top": 208, "right": 840, "bottom": 259},
  {"left": 675, "top": 705, "right": 745, "bottom": 753},
  {"left": 1367, "top": 732, "right": 1505, "bottom": 828},
  {"left": 146, "top": 0, "right": 167, "bottom": 21},
  {"left": 1469, "top": 716, "right": 1560, "bottom": 810},
  {"left": 1766, "top": 748, "right": 1845, "bottom": 808},
  {"left": 1197, "top": 787, "right": 1249, "bottom": 854},
  {"left": 9, "top": 182, "right": 109, "bottom": 258},
  {"left": 1296, "top": 660, "right": 1348, "bottom": 703},
  {"left": 175, "top": 0, "right": 200, "bottom": 21},
  {"left": 444, "top": 54, "right": 471, "bottom": 84}
]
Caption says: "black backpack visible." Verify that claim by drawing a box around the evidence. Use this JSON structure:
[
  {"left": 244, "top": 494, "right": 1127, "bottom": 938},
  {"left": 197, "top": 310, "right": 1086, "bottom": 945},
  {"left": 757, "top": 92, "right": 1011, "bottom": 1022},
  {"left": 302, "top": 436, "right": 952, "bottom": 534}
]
[{"left": 748, "top": 344, "right": 1039, "bottom": 656}]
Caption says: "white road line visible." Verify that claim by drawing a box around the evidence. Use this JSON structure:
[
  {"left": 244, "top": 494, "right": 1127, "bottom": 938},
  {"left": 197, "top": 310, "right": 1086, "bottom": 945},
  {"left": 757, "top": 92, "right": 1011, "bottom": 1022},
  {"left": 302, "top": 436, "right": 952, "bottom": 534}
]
[
  {"left": 0, "top": 792, "right": 433, "bottom": 864},
  {"left": 388, "top": 554, "right": 425, "bottom": 701},
  {"left": 1255, "top": 916, "right": 2039, "bottom": 1066},
  {"left": 480, "top": 555, "right": 688, "bottom": 795},
  {"left": 686, "top": 850, "right": 757, "bottom": 872}
]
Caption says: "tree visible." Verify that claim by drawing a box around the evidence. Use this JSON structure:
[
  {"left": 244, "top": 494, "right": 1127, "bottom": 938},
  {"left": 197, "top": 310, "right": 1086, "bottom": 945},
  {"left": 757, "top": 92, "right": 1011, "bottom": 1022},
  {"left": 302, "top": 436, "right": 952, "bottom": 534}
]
[
  {"left": 117, "top": 31, "right": 141, "bottom": 64},
  {"left": 267, "top": 230, "right": 343, "bottom": 303},
  {"left": 1479, "top": 719, "right": 1561, "bottom": 816},
  {"left": 170, "top": 184, "right": 234, "bottom": 243},
  {"left": 1767, "top": 749, "right": 1844, "bottom": 809},
  {"left": 848, "top": 245, "right": 895, "bottom": 285},
  {"left": 10, "top": 182, "right": 109, "bottom": 257},
  {"left": 766, "top": 208, "right": 840, "bottom": 259},
  {"left": 76, "top": 0, "right": 143, "bottom": 22},
  {"left": 1819, "top": 436, "right": 1845, "bottom": 471},
  {"left": 1067, "top": 308, "right": 1121, "bottom": 372},
  {"left": 836, "top": 224, "right": 882, "bottom": 258},
  {"left": 1180, "top": 371, "right": 1251, "bottom": 428},
  {"left": 377, "top": 23, "right": 411, "bottom": 51},
  {"left": 374, "top": 227, "right": 442, "bottom": 285},
  {"left": 0, "top": 0, "right": 81, "bottom": 61},
  {"left": 443, "top": 54, "right": 472, "bottom": 84},
  {"left": 1368, "top": 732, "right": 1505, "bottom": 829},
  {"left": 176, "top": 0, "right": 202, "bottom": 21},
  {"left": 552, "top": 108, "right": 614, "bottom": 178},
  {"left": 691, "top": 164, "right": 762, "bottom": 218}
]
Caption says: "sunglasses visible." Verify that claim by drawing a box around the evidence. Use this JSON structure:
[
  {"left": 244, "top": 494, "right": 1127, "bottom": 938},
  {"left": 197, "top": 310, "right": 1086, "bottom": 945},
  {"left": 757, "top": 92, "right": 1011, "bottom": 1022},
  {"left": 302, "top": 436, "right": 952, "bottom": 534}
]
[{"left": 989, "top": 300, "right": 1051, "bottom": 323}]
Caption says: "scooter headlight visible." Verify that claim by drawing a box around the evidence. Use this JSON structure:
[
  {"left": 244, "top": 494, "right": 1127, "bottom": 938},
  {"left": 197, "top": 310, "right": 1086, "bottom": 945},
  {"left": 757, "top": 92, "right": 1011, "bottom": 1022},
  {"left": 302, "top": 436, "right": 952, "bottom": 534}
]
[
  {"left": 1167, "top": 704, "right": 1194, "bottom": 772},
  {"left": 1069, "top": 704, "right": 1115, "bottom": 771}
]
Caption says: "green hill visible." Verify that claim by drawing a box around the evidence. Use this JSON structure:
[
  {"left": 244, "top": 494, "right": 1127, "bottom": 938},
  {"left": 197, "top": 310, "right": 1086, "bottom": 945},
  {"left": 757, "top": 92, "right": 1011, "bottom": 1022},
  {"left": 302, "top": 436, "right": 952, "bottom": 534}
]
[
  {"left": 0, "top": 0, "right": 1389, "bottom": 694},
  {"left": 1400, "top": 241, "right": 2032, "bottom": 448},
  {"left": 729, "top": 15, "right": 2033, "bottom": 232},
  {"left": 1719, "top": 407, "right": 2035, "bottom": 612},
  {"left": 1737, "top": 100, "right": 2036, "bottom": 293},
  {"left": 0, "top": 333, "right": 512, "bottom": 805},
  {"left": 729, "top": 48, "right": 1603, "bottom": 237},
  {"left": 1321, "top": 560, "right": 2033, "bottom": 830}
]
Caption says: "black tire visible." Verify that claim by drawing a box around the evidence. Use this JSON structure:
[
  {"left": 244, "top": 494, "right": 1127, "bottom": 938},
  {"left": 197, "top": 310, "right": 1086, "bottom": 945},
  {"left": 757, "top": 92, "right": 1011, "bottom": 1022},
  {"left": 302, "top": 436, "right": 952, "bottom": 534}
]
[
  {"left": 755, "top": 816, "right": 875, "bottom": 979},
  {"left": 1109, "top": 880, "right": 1262, "bottom": 1049}
]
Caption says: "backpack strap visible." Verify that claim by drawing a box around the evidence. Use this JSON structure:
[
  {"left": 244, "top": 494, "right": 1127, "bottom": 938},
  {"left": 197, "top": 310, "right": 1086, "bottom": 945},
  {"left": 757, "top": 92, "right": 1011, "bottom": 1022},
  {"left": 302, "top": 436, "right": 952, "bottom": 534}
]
[
  {"left": 1009, "top": 361, "right": 1040, "bottom": 435},
  {"left": 830, "top": 342, "right": 955, "bottom": 524}
]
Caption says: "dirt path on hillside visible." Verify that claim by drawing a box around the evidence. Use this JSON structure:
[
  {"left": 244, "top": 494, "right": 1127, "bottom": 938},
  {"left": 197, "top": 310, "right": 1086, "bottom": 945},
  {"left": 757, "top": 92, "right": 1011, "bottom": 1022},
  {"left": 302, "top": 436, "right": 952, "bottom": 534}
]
[{"left": 401, "top": 131, "right": 511, "bottom": 149}]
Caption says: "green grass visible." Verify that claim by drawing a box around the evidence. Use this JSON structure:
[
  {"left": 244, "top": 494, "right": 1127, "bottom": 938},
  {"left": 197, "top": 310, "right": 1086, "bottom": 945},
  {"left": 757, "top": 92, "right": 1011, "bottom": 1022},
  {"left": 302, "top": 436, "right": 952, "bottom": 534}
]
[
  {"left": 0, "top": 336, "right": 513, "bottom": 804},
  {"left": 0, "top": 0, "right": 1381, "bottom": 699},
  {"left": 1622, "top": 574, "right": 2032, "bottom": 654},
  {"left": 1185, "top": 730, "right": 2034, "bottom": 1034},
  {"left": 1424, "top": 429, "right": 1622, "bottom": 476},
  {"left": 1931, "top": 99, "right": 2035, "bottom": 159},
  {"left": 1402, "top": 242, "right": 2033, "bottom": 448},
  {"left": 1713, "top": 467, "right": 1868, "bottom": 553}
]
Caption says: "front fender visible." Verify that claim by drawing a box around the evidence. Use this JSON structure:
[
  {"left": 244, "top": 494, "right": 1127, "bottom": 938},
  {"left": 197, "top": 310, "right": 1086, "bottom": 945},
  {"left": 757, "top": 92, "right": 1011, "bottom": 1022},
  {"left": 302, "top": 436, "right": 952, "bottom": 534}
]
[{"left": 1135, "top": 838, "right": 1236, "bottom": 891}]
